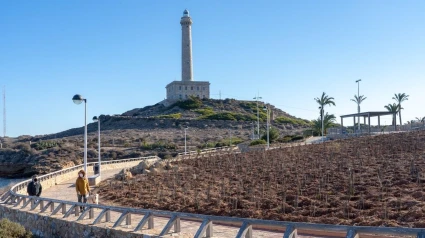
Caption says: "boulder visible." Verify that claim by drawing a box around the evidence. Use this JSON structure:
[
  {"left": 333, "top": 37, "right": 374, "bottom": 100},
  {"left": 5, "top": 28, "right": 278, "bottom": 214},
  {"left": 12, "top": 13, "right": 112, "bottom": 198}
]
[
  {"left": 152, "top": 161, "right": 165, "bottom": 169},
  {"left": 137, "top": 160, "right": 155, "bottom": 170},
  {"left": 123, "top": 171, "right": 133, "bottom": 180},
  {"left": 142, "top": 169, "right": 151, "bottom": 175},
  {"left": 150, "top": 168, "right": 162, "bottom": 174}
]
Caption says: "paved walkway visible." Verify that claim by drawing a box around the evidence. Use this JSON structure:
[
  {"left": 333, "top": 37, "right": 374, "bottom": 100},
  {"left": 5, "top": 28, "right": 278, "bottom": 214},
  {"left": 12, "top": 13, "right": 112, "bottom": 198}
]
[{"left": 39, "top": 168, "right": 333, "bottom": 238}]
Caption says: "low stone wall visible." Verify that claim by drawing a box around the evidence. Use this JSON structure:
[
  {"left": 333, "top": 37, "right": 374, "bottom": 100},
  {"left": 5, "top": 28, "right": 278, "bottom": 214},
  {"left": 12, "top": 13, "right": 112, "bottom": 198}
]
[
  {"left": 14, "top": 157, "right": 159, "bottom": 195},
  {"left": 100, "top": 158, "right": 159, "bottom": 171},
  {"left": 1, "top": 156, "right": 158, "bottom": 238},
  {"left": 0, "top": 205, "right": 146, "bottom": 238}
]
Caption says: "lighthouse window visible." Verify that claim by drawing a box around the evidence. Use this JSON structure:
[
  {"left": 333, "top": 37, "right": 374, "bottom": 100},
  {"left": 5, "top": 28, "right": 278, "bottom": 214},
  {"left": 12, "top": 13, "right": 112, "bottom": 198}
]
[
  {"left": 179, "top": 86, "right": 181, "bottom": 90},
  {"left": 185, "top": 86, "right": 187, "bottom": 90},
  {"left": 197, "top": 86, "right": 199, "bottom": 90},
  {"left": 191, "top": 86, "right": 193, "bottom": 90}
]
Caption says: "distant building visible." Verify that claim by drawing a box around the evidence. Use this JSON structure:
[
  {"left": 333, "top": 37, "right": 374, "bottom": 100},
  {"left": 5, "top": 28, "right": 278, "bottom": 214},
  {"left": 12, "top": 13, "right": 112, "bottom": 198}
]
[{"left": 166, "top": 9, "right": 210, "bottom": 101}]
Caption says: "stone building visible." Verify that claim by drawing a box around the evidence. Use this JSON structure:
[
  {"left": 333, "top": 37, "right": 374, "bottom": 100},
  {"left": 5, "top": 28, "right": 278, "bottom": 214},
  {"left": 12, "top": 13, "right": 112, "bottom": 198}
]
[{"left": 165, "top": 9, "right": 210, "bottom": 101}]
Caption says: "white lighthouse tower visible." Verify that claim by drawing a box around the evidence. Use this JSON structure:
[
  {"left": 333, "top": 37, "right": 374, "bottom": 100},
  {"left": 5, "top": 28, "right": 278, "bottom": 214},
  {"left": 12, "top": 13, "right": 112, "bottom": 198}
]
[
  {"left": 181, "top": 9, "right": 193, "bottom": 82},
  {"left": 165, "top": 9, "right": 210, "bottom": 101}
]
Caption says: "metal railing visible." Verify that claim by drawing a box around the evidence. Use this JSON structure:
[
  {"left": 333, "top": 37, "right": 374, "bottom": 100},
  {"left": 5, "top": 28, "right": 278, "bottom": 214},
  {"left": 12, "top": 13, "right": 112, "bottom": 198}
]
[
  {"left": 176, "top": 146, "right": 237, "bottom": 156},
  {"left": 2, "top": 156, "right": 425, "bottom": 237}
]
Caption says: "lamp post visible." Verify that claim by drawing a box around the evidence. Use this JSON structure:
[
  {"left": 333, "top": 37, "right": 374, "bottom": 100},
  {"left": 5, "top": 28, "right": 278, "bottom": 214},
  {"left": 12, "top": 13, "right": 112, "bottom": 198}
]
[
  {"left": 72, "top": 94, "right": 87, "bottom": 173},
  {"left": 253, "top": 95, "right": 262, "bottom": 139},
  {"left": 184, "top": 127, "right": 188, "bottom": 155},
  {"left": 263, "top": 105, "right": 270, "bottom": 149},
  {"left": 92, "top": 116, "right": 101, "bottom": 177},
  {"left": 355, "top": 79, "right": 361, "bottom": 132},
  {"left": 320, "top": 106, "right": 324, "bottom": 142}
]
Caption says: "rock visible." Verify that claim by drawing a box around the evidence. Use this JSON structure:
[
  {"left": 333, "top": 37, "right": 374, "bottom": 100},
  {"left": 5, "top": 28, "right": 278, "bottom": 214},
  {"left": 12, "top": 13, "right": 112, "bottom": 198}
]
[
  {"left": 123, "top": 171, "right": 132, "bottom": 180},
  {"left": 150, "top": 168, "right": 162, "bottom": 174},
  {"left": 138, "top": 160, "right": 155, "bottom": 170},
  {"left": 114, "top": 174, "right": 123, "bottom": 180},
  {"left": 152, "top": 161, "right": 165, "bottom": 169},
  {"left": 142, "top": 169, "right": 151, "bottom": 175},
  {"left": 164, "top": 162, "right": 173, "bottom": 170}
]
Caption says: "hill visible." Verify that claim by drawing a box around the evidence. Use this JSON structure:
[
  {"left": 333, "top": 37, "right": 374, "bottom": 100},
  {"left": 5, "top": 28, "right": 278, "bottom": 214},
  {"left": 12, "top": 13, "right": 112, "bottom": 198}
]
[{"left": 0, "top": 98, "right": 312, "bottom": 178}]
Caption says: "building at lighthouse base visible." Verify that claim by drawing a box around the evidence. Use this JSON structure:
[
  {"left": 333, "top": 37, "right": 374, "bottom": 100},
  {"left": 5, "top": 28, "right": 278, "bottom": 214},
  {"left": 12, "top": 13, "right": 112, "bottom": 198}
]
[{"left": 166, "top": 81, "right": 210, "bottom": 101}]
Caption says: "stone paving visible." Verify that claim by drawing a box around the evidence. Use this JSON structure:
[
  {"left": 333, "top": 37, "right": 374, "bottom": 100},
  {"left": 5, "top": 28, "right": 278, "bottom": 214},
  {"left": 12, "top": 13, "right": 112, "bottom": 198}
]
[{"left": 38, "top": 168, "right": 336, "bottom": 238}]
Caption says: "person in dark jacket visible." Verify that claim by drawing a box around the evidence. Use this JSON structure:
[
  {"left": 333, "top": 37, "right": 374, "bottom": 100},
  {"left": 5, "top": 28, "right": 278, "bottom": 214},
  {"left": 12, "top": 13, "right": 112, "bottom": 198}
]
[{"left": 27, "top": 175, "right": 42, "bottom": 197}]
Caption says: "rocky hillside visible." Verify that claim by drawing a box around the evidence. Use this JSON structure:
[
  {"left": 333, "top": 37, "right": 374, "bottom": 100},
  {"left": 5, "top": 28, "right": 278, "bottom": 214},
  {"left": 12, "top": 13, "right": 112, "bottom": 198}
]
[
  {"left": 0, "top": 98, "right": 312, "bottom": 178},
  {"left": 123, "top": 98, "right": 305, "bottom": 121}
]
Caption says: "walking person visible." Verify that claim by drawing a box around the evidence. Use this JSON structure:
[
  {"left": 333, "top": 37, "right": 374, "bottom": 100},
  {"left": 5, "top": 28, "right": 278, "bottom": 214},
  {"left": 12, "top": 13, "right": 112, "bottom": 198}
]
[
  {"left": 27, "top": 175, "right": 42, "bottom": 197},
  {"left": 75, "top": 169, "right": 90, "bottom": 212},
  {"left": 27, "top": 175, "right": 42, "bottom": 207}
]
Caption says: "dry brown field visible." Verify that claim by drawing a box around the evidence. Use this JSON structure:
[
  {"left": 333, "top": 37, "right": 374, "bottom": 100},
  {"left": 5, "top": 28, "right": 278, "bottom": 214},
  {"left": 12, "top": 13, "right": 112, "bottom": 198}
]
[{"left": 99, "top": 130, "right": 425, "bottom": 228}]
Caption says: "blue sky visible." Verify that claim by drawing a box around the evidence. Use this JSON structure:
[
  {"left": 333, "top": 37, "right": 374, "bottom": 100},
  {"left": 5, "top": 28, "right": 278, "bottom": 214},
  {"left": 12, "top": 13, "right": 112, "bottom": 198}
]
[{"left": 1, "top": 0, "right": 424, "bottom": 137}]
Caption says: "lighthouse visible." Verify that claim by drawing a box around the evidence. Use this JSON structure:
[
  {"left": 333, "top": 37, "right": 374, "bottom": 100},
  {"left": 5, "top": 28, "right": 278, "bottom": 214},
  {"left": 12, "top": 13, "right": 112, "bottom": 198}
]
[{"left": 165, "top": 10, "right": 210, "bottom": 101}]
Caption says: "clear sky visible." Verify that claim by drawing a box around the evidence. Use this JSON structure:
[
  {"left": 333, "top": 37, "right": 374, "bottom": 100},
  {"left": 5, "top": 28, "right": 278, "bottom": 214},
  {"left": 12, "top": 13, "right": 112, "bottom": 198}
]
[{"left": 1, "top": 0, "right": 424, "bottom": 137}]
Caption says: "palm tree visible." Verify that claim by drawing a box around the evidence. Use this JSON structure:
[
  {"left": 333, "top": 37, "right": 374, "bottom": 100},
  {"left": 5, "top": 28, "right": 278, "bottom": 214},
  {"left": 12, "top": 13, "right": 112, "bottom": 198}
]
[
  {"left": 416, "top": 117, "right": 425, "bottom": 127},
  {"left": 314, "top": 92, "right": 336, "bottom": 141},
  {"left": 312, "top": 113, "right": 337, "bottom": 135},
  {"left": 350, "top": 95, "right": 367, "bottom": 132},
  {"left": 384, "top": 103, "right": 399, "bottom": 126},
  {"left": 392, "top": 93, "right": 409, "bottom": 125}
]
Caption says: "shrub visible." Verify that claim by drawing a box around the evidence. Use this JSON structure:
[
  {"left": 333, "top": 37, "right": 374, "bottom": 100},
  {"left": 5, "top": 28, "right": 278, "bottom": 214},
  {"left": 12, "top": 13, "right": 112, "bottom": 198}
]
[
  {"left": 13, "top": 143, "right": 33, "bottom": 155},
  {"left": 275, "top": 116, "right": 311, "bottom": 126},
  {"left": 172, "top": 96, "right": 203, "bottom": 109},
  {"left": 199, "top": 112, "right": 256, "bottom": 121},
  {"left": 261, "top": 127, "right": 279, "bottom": 143},
  {"left": 0, "top": 218, "right": 32, "bottom": 238},
  {"left": 215, "top": 137, "right": 243, "bottom": 147},
  {"left": 200, "top": 112, "right": 236, "bottom": 121},
  {"left": 31, "top": 141, "right": 60, "bottom": 150},
  {"left": 291, "top": 135, "right": 304, "bottom": 141},
  {"left": 250, "top": 139, "right": 267, "bottom": 146},
  {"left": 155, "top": 113, "right": 182, "bottom": 119},
  {"left": 139, "top": 141, "right": 177, "bottom": 150},
  {"left": 194, "top": 108, "right": 214, "bottom": 116}
]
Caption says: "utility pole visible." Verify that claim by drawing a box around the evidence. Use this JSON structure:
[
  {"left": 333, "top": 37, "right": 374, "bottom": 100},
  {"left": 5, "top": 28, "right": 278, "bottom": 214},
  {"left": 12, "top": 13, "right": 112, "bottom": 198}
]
[
  {"left": 253, "top": 93, "right": 262, "bottom": 139},
  {"left": 3, "top": 86, "right": 6, "bottom": 138}
]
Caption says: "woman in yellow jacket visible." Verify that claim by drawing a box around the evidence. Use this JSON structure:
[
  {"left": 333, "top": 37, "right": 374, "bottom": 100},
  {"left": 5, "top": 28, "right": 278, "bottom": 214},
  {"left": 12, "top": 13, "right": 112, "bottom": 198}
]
[{"left": 75, "top": 169, "right": 90, "bottom": 212}]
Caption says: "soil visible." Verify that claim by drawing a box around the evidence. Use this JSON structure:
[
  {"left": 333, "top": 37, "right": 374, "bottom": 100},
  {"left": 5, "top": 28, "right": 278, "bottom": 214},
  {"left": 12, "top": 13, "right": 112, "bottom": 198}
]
[{"left": 98, "top": 130, "right": 425, "bottom": 228}]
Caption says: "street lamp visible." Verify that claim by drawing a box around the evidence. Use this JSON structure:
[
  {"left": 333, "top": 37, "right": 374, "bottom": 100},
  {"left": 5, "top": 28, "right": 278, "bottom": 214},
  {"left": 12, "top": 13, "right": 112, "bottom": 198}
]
[
  {"left": 355, "top": 79, "right": 361, "bottom": 132},
  {"left": 253, "top": 95, "right": 262, "bottom": 139},
  {"left": 263, "top": 105, "right": 270, "bottom": 149},
  {"left": 184, "top": 127, "right": 188, "bottom": 155},
  {"left": 92, "top": 116, "right": 101, "bottom": 177},
  {"left": 72, "top": 94, "right": 87, "bottom": 173}
]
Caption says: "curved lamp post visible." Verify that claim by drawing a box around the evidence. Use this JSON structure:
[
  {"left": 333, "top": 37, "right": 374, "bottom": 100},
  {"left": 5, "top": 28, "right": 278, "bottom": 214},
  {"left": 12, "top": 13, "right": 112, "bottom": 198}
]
[
  {"left": 93, "top": 116, "right": 101, "bottom": 177},
  {"left": 355, "top": 79, "right": 362, "bottom": 132},
  {"left": 72, "top": 94, "right": 87, "bottom": 173}
]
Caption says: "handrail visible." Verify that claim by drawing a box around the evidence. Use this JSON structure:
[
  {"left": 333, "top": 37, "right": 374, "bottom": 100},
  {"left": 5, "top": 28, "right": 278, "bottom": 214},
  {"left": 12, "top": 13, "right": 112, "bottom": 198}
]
[{"left": 2, "top": 155, "right": 425, "bottom": 237}]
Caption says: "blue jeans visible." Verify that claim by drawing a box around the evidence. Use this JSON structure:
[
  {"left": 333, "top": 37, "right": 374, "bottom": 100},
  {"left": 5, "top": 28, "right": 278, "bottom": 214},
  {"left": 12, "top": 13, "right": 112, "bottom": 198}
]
[{"left": 77, "top": 194, "right": 88, "bottom": 210}]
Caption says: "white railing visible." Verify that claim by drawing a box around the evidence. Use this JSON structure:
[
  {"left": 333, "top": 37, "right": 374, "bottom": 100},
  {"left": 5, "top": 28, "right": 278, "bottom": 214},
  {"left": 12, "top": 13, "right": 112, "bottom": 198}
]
[
  {"left": 2, "top": 156, "right": 425, "bottom": 237},
  {"left": 176, "top": 146, "right": 237, "bottom": 156}
]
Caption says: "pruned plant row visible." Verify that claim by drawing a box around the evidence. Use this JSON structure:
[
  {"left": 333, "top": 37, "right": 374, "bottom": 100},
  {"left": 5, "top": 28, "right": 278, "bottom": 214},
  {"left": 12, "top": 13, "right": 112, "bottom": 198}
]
[{"left": 100, "top": 130, "right": 425, "bottom": 227}]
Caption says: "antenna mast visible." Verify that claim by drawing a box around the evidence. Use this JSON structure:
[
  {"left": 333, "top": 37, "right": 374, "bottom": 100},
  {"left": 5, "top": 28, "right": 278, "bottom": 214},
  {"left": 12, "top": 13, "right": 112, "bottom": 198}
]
[{"left": 3, "top": 86, "right": 5, "bottom": 138}]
